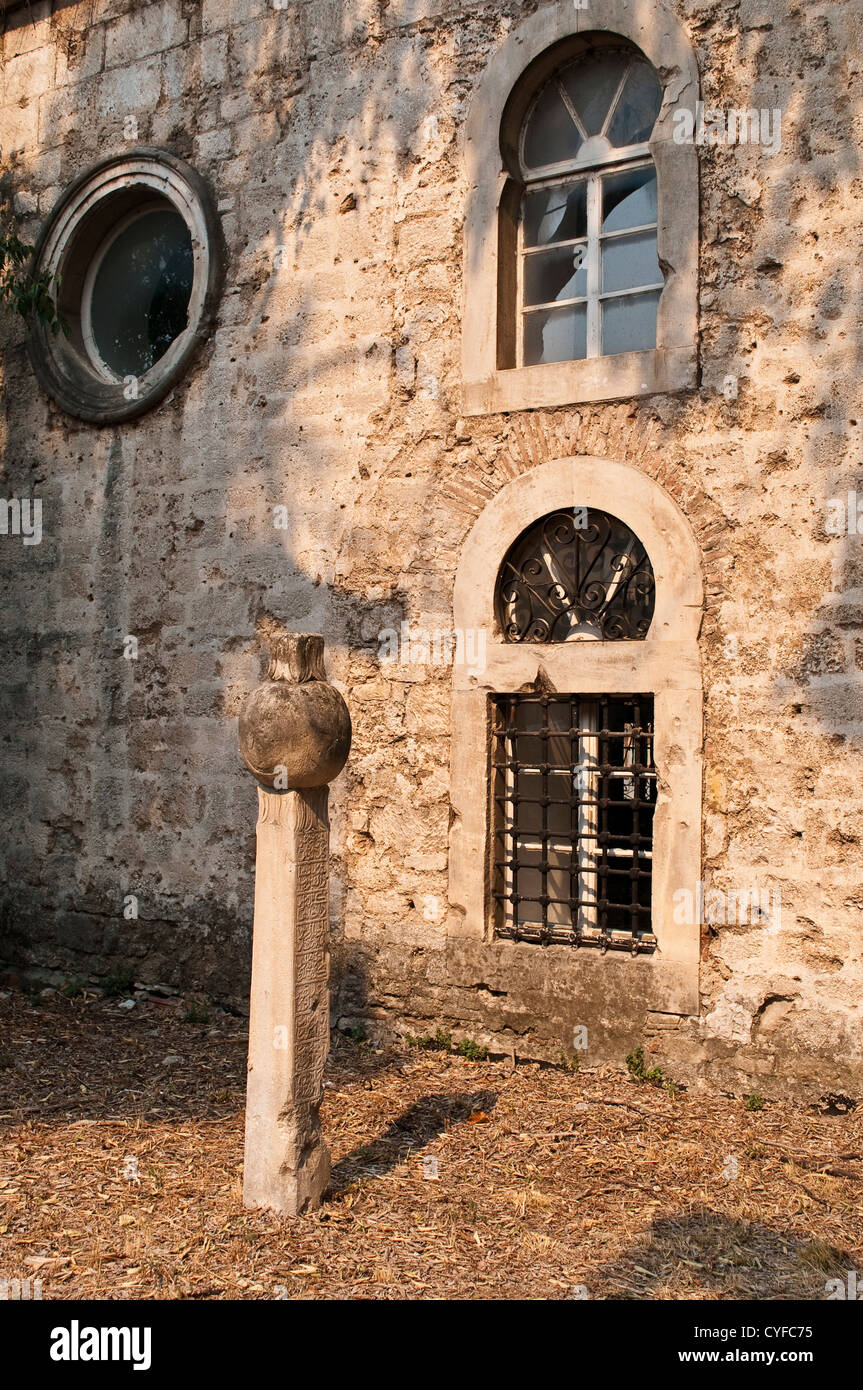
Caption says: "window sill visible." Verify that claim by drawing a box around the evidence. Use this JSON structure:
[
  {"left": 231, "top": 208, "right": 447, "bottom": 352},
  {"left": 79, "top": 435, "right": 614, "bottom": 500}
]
[{"left": 462, "top": 343, "right": 696, "bottom": 416}]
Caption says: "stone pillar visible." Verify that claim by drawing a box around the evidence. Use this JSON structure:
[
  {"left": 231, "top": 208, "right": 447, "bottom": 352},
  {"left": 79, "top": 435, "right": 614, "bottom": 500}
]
[{"left": 238, "top": 630, "right": 351, "bottom": 1217}]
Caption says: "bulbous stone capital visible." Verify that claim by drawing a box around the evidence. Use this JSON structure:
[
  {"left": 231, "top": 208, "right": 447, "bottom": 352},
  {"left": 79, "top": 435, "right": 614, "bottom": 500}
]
[{"left": 238, "top": 631, "right": 351, "bottom": 789}]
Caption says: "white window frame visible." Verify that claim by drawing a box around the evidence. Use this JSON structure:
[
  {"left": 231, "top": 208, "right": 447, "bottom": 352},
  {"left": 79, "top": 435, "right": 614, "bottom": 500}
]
[
  {"left": 80, "top": 198, "right": 193, "bottom": 385},
  {"left": 516, "top": 51, "right": 664, "bottom": 367},
  {"left": 461, "top": 0, "right": 700, "bottom": 414},
  {"left": 517, "top": 158, "right": 663, "bottom": 365}
]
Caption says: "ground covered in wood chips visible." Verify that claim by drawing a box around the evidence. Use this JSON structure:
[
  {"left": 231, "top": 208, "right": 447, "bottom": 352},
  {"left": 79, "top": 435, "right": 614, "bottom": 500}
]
[{"left": 0, "top": 991, "right": 860, "bottom": 1301}]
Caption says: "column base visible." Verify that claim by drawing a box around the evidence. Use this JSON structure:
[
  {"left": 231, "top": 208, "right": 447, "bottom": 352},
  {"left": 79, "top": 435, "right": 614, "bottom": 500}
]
[{"left": 244, "top": 1140, "right": 331, "bottom": 1219}]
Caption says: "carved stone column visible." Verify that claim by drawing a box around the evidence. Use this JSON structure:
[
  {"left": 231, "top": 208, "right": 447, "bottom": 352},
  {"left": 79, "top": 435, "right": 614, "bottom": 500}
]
[{"left": 238, "top": 630, "right": 351, "bottom": 1217}]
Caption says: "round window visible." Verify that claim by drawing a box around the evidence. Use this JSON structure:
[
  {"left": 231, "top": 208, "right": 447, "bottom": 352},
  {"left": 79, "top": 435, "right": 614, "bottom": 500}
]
[
  {"left": 86, "top": 206, "right": 195, "bottom": 378},
  {"left": 28, "top": 150, "right": 224, "bottom": 424}
]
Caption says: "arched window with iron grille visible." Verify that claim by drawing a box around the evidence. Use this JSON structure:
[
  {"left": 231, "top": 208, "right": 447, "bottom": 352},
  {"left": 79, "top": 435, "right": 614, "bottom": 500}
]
[
  {"left": 495, "top": 507, "right": 656, "bottom": 643},
  {"left": 491, "top": 506, "right": 659, "bottom": 949}
]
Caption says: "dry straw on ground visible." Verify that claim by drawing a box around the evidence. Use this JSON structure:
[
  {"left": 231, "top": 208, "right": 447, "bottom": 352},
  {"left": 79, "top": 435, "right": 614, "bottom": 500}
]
[{"left": 0, "top": 991, "right": 860, "bottom": 1300}]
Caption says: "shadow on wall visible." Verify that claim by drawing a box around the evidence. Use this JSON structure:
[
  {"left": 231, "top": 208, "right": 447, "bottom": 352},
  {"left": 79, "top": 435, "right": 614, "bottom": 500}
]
[
  {"left": 662, "top": 6, "right": 863, "bottom": 1079},
  {"left": 0, "top": 0, "right": 470, "bottom": 1000},
  {"left": 0, "top": 3, "right": 862, "bottom": 1055}
]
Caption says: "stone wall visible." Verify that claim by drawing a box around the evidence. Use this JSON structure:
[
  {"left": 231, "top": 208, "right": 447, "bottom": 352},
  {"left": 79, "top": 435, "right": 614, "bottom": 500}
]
[{"left": 1, "top": 0, "right": 862, "bottom": 1098}]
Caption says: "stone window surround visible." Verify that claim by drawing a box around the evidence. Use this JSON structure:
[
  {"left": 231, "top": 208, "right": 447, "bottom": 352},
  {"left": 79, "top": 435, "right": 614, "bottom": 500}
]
[
  {"left": 448, "top": 454, "right": 703, "bottom": 1017},
  {"left": 461, "top": 0, "right": 700, "bottom": 416},
  {"left": 28, "top": 148, "right": 224, "bottom": 426}
]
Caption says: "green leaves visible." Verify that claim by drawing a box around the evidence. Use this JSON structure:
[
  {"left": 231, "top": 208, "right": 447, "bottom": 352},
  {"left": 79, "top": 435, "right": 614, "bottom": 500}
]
[{"left": 0, "top": 228, "right": 63, "bottom": 334}]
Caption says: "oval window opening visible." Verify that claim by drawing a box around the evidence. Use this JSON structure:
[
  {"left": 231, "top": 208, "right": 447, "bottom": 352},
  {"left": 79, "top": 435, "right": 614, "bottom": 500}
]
[{"left": 29, "top": 151, "right": 224, "bottom": 423}]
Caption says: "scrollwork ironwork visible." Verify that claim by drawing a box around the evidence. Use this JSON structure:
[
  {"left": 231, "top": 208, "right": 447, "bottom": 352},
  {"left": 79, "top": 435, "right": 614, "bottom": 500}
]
[{"left": 496, "top": 508, "right": 655, "bottom": 642}]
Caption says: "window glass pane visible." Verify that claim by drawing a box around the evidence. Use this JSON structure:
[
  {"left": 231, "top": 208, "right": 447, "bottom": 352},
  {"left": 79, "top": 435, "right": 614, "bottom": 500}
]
[
  {"left": 606, "top": 61, "right": 663, "bottom": 146},
  {"left": 547, "top": 700, "right": 571, "bottom": 767},
  {"left": 515, "top": 700, "right": 542, "bottom": 733},
  {"left": 601, "top": 230, "right": 661, "bottom": 294},
  {"left": 560, "top": 52, "right": 629, "bottom": 136},
  {"left": 522, "top": 80, "right": 582, "bottom": 169},
  {"left": 548, "top": 771, "right": 572, "bottom": 836},
  {"left": 90, "top": 207, "right": 194, "bottom": 377},
  {"left": 522, "top": 182, "right": 587, "bottom": 247},
  {"left": 515, "top": 856, "right": 542, "bottom": 926},
  {"left": 547, "top": 851, "right": 573, "bottom": 926},
  {"left": 601, "top": 167, "right": 657, "bottom": 232},
  {"left": 515, "top": 770, "right": 543, "bottom": 832},
  {"left": 524, "top": 245, "right": 587, "bottom": 306},
  {"left": 601, "top": 290, "right": 660, "bottom": 355},
  {"left": 523, "top": 303, "right": 587, "bottom": 366}
]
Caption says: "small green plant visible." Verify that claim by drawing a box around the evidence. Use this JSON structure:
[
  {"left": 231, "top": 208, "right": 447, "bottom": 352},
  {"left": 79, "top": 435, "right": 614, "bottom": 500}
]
[
  {"left": 0, "top": 228, "right": 62, "bottom": 331},
  {"left": 182, "top": 1004, "right": 211, "bottom": 1025},
  {"left": 406, "top": 1027, "right": 453, "bottom": 1052},
  {"left": 561, "top": 1053, "right": 580, "bottom": 1074},
  {"left": 744, "top": 1090, "right": 765, "bottom": 1112},
  {"left": 456, "top": 1038, "right": 489, "bottom": 1062},
  {"left": 626, "top": 1045, "right": 664, "bottom": 1087},
  {"left": 145, "top": 1163, "right": 165, "bottom": 1191},
  {"left": 340, "top": 1024, "right": 367, "bottom": 1043},
  {"left": 61, "top": 977, "right": 86, "bottom": 999},
  {"left": 101, "top": 968, "right": 136, "bottom": 998}
]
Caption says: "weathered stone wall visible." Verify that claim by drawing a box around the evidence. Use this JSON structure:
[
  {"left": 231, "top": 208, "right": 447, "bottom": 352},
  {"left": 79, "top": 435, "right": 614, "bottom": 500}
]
[{"left": 1, "top": 0, "right": 862, "bottom": 1098}]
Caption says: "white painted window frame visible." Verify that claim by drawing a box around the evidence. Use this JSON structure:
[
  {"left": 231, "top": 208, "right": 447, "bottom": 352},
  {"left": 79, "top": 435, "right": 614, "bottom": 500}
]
[
  {"left": 517, "top": 158, "right": 663, "bottom": 366},
  {"left": 516, "top": 51, "right": 663, "bottom": 366},
  {"left": 461, "top": 0, "right": 700, "bottom": 414}
]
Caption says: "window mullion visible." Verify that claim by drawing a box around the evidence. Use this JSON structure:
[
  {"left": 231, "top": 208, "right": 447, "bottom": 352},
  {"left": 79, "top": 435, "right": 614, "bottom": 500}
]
[
  {"left": 557, "top": 79, "right": 588, "bottom": 143},
  {"left": 586, "top": 174, "right": 601, "bottom": 357},
  {"left": 601, "top": 62, "right": 632, "bottom": 137},
  {"left": 516, "top": 197, "right": 525, "bottom": 369}
]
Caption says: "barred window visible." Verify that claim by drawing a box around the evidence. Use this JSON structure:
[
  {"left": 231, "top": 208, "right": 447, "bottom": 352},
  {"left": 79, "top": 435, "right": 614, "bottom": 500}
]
[{"left": 491, "top": 694, "right": 657, "bottom": 949}]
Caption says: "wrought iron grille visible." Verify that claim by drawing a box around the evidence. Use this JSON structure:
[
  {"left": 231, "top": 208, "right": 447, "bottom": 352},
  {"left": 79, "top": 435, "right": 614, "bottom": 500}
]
[
  {"left": 496, "top": 508, "right": 655, "bottom": 642},
  {"left": 491, "top": 693, "right": 657, "bottom": 950}
]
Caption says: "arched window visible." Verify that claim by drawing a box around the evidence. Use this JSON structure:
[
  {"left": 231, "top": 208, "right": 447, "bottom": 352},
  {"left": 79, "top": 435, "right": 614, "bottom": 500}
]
[
  {"left": 492, "top": 506, "right": 658, "bottom": 947},
  {"left": 448, "top": 456, "right": 703, "bottom": 1014},
  {"left": 516, "top": 49, "right": 664, "bottom": 367},
  {"left": 461, "top": 4, "right": 699, "bottom": 413},
  {"left": 496, "top": 507, "right": 655, "bottom": 641}
]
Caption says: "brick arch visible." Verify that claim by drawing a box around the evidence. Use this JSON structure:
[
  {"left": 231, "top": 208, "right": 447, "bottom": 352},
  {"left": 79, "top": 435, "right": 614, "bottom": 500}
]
[{"left": 440, "top": 409, "right": 730, "bottom": 625}]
